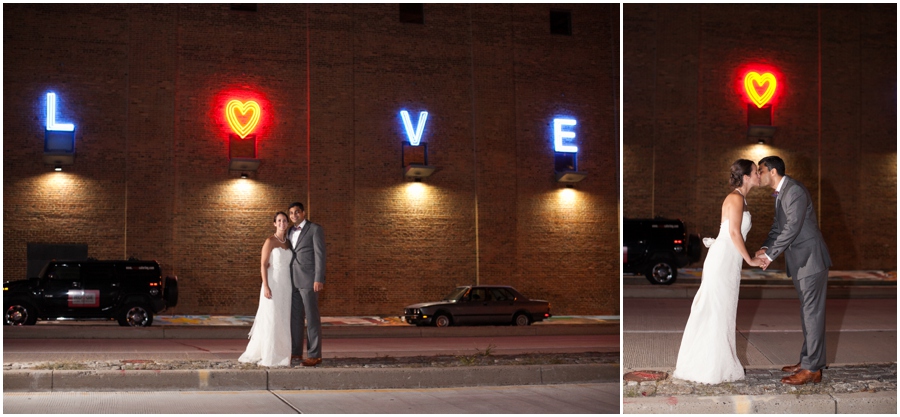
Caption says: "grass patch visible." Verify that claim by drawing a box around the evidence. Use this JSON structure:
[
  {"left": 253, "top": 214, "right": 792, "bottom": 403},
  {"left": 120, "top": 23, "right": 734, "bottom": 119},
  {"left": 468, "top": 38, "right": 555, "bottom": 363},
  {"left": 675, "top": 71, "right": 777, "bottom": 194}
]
[{"left": 33, "top": 362, "right": 87, "bottom": 370}]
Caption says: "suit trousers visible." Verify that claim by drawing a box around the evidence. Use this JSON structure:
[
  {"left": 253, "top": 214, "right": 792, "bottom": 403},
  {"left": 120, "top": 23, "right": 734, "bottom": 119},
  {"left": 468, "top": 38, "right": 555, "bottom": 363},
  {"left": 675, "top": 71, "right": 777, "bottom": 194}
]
[
  {"left": 290, "top": 286, "right": 322, "bottom": 359},
  {"left": 792, "top": 268, "right": 828, "bottom": 372}
]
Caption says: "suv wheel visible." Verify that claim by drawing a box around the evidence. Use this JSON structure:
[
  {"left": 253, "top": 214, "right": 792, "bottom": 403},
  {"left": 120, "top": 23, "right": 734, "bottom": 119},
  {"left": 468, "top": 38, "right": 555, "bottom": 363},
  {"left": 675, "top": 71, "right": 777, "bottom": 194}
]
[
  {"left": 434, "top": 314, "right": 452, "bottom": 328},
  {"left": 4, "top": 302, "right": 38, "bottom": 325},
  {"left": 118, "top": 304, "right": 154, "bottom": 327},
  {"left": 513, "top": 312, "right": 531, "bottom": 326},
  {"left": 645, "top": 259, "right": 677, "bottom": 285}
]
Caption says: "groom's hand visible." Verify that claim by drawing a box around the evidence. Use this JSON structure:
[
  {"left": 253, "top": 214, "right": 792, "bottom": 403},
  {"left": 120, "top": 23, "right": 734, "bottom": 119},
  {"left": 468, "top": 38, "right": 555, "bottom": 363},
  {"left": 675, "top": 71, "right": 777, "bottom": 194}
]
[
  {"left": 757, "top": 255, "right": 771, "bottom": 270},
  {"left": 314, "top": 282, "right": 324, "bottom": 292},
  {"left": 754, "top": 249, "right": 767, "bottom": 258}
]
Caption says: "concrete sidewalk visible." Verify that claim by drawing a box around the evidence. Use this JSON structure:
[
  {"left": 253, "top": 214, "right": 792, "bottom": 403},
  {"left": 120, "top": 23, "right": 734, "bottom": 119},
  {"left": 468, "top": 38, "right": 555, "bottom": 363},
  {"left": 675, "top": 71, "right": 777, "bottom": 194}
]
[{"left": 622, "top": 298, "right": 897, "bottom": 414}]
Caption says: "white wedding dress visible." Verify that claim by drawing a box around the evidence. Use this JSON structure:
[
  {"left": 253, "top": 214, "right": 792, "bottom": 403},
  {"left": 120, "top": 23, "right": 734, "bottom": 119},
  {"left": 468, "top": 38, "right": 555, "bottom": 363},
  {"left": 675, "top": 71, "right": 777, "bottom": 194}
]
[
  {"left": 672, "top": 210, "right": 750, "bottom": 384},
  {"left": 239, "top": 247, "right": 292, "bottom": 367}
]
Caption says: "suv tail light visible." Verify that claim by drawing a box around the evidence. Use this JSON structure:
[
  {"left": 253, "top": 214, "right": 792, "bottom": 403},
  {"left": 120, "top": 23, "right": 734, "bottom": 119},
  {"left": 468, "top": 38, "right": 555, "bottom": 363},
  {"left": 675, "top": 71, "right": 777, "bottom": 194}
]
[{"left": 674, "top": 239, "right": 683, "bottom": 244}]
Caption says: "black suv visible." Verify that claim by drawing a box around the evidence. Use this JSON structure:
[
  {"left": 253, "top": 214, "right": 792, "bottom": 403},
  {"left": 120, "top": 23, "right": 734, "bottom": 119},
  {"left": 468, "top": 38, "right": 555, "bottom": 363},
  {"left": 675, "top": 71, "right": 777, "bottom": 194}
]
[
  {"left": 3, "top": 259, "right": 177, "bottom": 326},
  {"left": 624, "top": 218, "right": 701, "bottom": 285}
]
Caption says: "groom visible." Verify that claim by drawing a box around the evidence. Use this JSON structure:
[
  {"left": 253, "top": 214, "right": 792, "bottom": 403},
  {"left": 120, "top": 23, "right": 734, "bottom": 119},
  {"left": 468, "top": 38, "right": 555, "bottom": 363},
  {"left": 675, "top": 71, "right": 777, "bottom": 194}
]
[
  {"left": 288, "top": 202, "right": 326, "bottom": 367},
  {"left": 755, "top": 156, "right": 832, "bottom": 385}
]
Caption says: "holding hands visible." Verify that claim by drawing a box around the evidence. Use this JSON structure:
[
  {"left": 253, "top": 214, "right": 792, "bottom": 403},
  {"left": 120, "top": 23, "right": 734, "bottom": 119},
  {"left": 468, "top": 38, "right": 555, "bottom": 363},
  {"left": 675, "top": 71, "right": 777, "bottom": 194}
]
[{"left": 754, "top": 249, "right": 771, "bottom": 270}]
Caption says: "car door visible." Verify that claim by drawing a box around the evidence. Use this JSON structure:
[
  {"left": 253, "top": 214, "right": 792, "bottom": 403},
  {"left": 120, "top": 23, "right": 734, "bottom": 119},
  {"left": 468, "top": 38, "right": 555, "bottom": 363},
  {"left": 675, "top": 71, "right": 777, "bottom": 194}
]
[
  {"left": 41, "top": 262, "right": 83, "bottom": 317},
  {"left": 623, "top": 220, "right": 649, "bottom": 268},
  {"left": 81, "top": 263, "right": 119, "bottom": 315},
  {"left": 486, "top": 288, "right": 519, "bottom": 323},
  {"left": 458, "top": 288, "right": 492, "bottom": 324}
]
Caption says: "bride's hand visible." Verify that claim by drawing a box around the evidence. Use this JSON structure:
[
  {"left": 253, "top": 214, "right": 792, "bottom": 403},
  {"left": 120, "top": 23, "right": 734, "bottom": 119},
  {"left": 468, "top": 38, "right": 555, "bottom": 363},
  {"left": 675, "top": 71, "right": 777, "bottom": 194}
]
[
  {"left": 264, "top": 285, "right": 272, "bottom": 299},
  {"left": 746, "top": 258, "right": 761, "bottom": 267}
]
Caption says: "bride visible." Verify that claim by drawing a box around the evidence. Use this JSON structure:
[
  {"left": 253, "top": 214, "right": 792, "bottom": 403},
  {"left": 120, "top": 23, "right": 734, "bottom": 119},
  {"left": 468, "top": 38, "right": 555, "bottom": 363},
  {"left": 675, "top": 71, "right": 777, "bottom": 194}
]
[
  {"left": 239, "top": 211, "right": 293, "bottom": 367},
  {"left": 673, "top": 159, "right": 762, "bottom": 384}
]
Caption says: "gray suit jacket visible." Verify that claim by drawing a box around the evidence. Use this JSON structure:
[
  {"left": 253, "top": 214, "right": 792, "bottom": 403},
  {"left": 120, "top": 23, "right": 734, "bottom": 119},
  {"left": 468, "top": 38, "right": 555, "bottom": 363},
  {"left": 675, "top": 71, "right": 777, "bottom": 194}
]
[
  {"left": 289, "top": 221, "right": 326, "bottom": 289},
  {"left": 763, "top": 176, "right": 832, "bottom": 279}
]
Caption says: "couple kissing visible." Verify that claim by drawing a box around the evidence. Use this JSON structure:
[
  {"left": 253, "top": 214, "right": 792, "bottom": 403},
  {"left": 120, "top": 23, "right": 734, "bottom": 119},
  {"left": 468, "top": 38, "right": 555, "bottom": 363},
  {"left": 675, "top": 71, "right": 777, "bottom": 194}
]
[{"left": 673, "top": 156, "right": 832, "bottom": 386}]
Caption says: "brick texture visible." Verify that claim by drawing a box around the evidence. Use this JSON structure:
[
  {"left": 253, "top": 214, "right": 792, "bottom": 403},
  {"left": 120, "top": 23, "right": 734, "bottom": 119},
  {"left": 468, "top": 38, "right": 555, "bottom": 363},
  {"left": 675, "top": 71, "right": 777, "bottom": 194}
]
[
  {"left": 624, "top": 4, "right": 896, "bottom": 271},
  {"left": 3, "top": 4, "right": 619, "bottom": 316}
]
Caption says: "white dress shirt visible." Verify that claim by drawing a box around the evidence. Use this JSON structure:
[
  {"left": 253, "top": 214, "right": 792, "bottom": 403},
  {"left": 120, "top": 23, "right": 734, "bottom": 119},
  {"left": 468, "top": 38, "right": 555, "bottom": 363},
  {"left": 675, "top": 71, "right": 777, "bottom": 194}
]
[{"left": 290, "top": 220, "right": 307, "bottom": 247}]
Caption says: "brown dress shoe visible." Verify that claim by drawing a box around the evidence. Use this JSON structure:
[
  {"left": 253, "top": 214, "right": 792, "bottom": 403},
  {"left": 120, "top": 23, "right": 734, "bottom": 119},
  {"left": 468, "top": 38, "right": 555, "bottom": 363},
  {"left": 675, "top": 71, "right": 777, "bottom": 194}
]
[
  {"left": 302, "top": 358, "right": 322, "bottom": 367},
  {"left": 781, "top": 362, "right": 802, "bottom": 373},
  {"left": 781, "top": 369, "right": 822, "bottom": 385}
]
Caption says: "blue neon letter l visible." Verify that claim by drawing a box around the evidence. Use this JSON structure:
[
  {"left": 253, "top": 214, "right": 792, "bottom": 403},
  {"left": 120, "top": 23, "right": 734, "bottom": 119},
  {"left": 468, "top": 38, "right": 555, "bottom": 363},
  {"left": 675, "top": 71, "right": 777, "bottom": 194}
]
[{"left": 46, "top": 92, "right": 75, "bottom": 132}]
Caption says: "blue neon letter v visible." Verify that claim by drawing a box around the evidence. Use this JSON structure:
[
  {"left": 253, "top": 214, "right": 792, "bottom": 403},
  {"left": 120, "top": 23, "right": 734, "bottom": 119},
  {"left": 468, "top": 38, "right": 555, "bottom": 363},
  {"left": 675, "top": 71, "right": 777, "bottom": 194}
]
[{"left": 400, "top": 110, "right": 428, "bottom": 146}]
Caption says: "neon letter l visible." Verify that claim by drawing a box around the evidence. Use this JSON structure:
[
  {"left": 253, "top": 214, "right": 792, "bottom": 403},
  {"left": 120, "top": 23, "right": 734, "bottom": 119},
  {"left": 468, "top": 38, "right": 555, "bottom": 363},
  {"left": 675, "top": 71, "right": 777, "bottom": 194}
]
[{"left": 46, "top": 92, "right": 75, "bottom": 132}]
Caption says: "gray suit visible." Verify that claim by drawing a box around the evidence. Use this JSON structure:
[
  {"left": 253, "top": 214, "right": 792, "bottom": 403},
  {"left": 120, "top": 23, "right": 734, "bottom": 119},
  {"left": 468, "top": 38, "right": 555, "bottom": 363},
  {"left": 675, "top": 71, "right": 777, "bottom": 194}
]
[
  {"left": 763, "top": 176, "right": 832, "bottom": 372},
  {"left": 289, "top": 221, "right": 326, "bottom": 359}
]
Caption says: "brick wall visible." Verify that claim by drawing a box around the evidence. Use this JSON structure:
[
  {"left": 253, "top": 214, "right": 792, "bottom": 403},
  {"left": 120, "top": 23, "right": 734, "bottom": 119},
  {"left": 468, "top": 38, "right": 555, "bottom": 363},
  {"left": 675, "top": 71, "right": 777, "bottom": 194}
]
[
  {"left": 3, "top": 4, "right": 619, "bottom": 316},
  {"left": 624, "top": 4, "right": 896, "bottom": 271}
]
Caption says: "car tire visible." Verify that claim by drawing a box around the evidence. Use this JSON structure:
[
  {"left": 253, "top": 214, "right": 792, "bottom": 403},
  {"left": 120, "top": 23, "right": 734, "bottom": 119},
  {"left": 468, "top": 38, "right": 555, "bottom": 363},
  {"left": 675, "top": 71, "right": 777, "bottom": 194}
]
[
  {"left": 4, "top": 302, "right": 38, "bottom": 326},
  {"left": 645, "top": 259, "right": 677, "bottom": 285},
  {"left": 434, "top": 314, "right": 452, "bottom": 328},
  {"left": 118, "top": 304, "right": 154, "bottom": 327},
  {"left": 513, "top": 312, "right": 531, "bottom": 326}
]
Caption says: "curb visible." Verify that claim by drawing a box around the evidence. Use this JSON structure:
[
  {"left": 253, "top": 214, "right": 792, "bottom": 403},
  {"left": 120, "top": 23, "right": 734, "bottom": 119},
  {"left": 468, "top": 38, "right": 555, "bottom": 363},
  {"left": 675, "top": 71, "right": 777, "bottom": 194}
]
[
  {"left": 3, "top": 363, "right": 618, "bottom": 392},
  {"left": 623, "top": 392, "right": 897, "bottom": 414},
  {"left": 623, "top": 285, "right": 897, "bottom": 299},
  {"left": 2, "top": 323, "right": 617, "bottom": 340}
]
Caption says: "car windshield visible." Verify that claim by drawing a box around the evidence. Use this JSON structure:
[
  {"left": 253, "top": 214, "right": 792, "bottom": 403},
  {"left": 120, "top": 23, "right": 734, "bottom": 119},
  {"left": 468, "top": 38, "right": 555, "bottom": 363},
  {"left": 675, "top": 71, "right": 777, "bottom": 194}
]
[{"left": 442, "top": 287, "right": 469, "bottom": 302}]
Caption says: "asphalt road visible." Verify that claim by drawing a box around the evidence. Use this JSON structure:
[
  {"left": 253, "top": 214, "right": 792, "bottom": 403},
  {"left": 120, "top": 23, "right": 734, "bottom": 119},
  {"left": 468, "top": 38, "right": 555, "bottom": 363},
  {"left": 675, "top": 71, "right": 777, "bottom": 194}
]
[{"left": 3, "top": 334, "right": 617, "bottom": 363}]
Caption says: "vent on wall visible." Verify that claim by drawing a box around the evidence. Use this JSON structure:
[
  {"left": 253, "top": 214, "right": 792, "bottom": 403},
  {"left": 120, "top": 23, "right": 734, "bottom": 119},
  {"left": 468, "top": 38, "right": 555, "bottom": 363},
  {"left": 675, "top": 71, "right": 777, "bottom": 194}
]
[
  {"left": 550, "top": 9, "right": 572, "bottom": 35},
  {"left": 230, "top": 4, "right": 257, "bottom": 12},
  {"left": 400, "top": 3, "right": 424, "bottom": 24}
]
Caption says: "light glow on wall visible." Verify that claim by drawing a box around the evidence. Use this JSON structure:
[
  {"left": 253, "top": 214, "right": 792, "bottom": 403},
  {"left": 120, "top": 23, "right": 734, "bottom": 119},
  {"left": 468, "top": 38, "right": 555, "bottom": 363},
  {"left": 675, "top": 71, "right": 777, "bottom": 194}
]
[
  {"left": 557, "top": 187, "right": 578, "bottom": 206},
  {"left": 743, "top": 71, "right": 777, "bottom": 108},
  {"left": 553, "top": 118, "right": 578, "bottom": 153},
  {"left": 400, "top": 110, "right": 428, "bottom": 146},
  {"left": 225, "top": 99, "right": 261, "bottom": 139},
  {"left": 46, "top": 92, "right": 74, "bottom": 132}
]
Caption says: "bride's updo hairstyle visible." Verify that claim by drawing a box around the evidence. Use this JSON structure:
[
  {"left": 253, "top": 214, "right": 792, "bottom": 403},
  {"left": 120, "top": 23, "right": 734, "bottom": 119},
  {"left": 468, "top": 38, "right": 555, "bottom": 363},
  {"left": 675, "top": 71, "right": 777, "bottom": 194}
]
[
  {"left": 273, "top": 211, "right": 288, "bottom": 222},
  {"left": 729, "top": 159, "right": 754, "bottom": 187}
]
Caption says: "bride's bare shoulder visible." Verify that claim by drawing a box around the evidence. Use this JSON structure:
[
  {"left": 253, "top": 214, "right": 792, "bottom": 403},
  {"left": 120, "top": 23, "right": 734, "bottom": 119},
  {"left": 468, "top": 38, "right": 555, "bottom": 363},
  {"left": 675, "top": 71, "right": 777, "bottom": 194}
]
[{"left": 722, "top": 191, "right": 743, "bottom": 204}]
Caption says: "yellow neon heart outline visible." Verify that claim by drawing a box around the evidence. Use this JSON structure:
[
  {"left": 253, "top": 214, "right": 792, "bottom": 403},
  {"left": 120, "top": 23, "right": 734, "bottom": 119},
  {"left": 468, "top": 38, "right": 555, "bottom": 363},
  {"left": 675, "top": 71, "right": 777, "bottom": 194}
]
[
  {"left": 225, "top": 99, "right": 261, "bottom": 139},
  {"left": 744, "top": 72, "right": 777, "bottom": 108}
]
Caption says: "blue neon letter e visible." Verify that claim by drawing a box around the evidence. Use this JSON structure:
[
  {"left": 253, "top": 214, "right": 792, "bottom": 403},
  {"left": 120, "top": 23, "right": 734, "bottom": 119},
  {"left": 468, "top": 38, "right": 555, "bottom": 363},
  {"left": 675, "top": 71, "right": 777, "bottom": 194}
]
[{"left": 553, "top": 118, "right": 577, "bottom": 153}]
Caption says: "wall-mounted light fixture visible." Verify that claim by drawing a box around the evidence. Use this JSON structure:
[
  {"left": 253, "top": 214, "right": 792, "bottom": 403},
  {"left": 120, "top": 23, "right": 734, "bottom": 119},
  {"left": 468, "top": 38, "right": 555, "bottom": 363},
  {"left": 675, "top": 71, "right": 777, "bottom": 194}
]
[
  {"left": 400, "top": 110, "right": 435, "bottom": 180},
  {"left": 229, "top": 157, "right": 261, "bottom": 173},
  {"left": 226, "top": 99, "right": 261, "bottom": 173},
  {"left": 552, "top": 117, "right": 586, "bottom": 184},
  {"left": 43, "top": 92, "right": 76, "bottom": 167}
]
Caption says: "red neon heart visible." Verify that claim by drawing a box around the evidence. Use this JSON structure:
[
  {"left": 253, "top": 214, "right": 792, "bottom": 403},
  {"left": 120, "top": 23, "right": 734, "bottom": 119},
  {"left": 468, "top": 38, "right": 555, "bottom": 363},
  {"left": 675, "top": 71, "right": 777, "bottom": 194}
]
[
  {"left": 744, "top": 72, "right": 777, "bottom": 108},
  {"left": 225, "top": 100, "right": 261, "bottom": 139}
]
